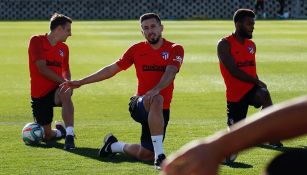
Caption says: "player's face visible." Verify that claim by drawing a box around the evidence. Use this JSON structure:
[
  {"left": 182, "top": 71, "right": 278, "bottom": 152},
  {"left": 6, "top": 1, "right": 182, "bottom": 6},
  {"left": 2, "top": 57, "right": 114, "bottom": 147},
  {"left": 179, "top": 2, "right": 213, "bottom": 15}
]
[
  {"left": 238, "top": 17, "right": 254, "bottom": 39},
  {"left": 58, "top": 23, "right": 72, "bottom": 42},
  {"left": 141, "top": 18, "right": 163, "bottom": 45}
]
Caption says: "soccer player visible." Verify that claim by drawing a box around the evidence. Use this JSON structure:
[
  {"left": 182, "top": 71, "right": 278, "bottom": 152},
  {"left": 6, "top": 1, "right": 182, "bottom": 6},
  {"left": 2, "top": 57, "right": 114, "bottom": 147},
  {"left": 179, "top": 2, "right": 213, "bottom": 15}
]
[
  {"left": 28, "top": 13, "right": 76, "bottom": 149},
  {"left": 62, "top": 13, "right": 184, "bottom": 169},
  {"left": 161, "top": 95, "right": 307, "bottom": 175},
  {"left": 217, "top": 9, "right": 282, "bottom": 149}
]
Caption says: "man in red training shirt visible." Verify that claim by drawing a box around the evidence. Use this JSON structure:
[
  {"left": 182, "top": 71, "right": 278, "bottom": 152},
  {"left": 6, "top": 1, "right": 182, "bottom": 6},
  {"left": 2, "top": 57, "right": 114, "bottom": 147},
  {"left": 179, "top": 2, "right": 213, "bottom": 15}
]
[
  {"left": 217, "top": 9, "right": 282, "bottom": 152},
  {"left": 63, "top": 13, "right": 184, "bottom": 169},
  {"left": 28, "top": 13, "right": 75, "bottom": 150}
]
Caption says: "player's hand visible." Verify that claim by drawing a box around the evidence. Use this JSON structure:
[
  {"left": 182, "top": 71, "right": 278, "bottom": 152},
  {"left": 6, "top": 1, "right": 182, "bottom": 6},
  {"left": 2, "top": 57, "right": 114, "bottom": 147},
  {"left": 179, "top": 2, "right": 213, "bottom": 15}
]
[
  {"left": 161, "top": 139, "right": 222, "bottom": 175},
  {"left": 60, "top": 80, "right": 82, "bottom": 90},
  {"left": 144, "top": 88, "right": 160, "bottom": 106},
  {"left": 59, "top": 83, "right": 73, "bottom": 95}
]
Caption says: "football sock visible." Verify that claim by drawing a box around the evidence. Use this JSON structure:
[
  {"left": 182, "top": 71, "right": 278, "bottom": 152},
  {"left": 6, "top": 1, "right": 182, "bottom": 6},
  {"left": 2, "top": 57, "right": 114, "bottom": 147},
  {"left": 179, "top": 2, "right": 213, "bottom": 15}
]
[
  {"left": 110, "top": 142, "right": 125, "bottom": 153},
  {"left": 151, "top": 135, "right": 164, "bottom": 159},
  {"left": 66, "top": 126, "right": 74, "bottom": 136},
  {"left": 53, "top": 129, "right": 62, "bottom": 138}
]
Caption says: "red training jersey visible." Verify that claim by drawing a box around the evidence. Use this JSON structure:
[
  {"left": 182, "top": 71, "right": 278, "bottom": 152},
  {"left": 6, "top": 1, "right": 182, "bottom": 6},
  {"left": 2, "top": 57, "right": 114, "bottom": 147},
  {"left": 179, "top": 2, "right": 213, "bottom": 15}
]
[
  {"left": 116, "top": 39, "right": 184, "bottom": 109},
  {"left": 219, "top": 34, "right": 257, "bottom": 102},
  {"left": 28, "top": 34, "right": 69, "bottom": 98}
]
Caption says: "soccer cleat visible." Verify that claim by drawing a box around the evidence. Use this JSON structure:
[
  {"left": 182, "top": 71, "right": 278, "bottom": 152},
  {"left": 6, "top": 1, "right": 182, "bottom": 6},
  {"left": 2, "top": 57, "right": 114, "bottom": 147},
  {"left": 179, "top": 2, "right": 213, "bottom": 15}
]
[
  {"left": 98, "top": 133, "right": 118, "bottom": 157},
  {"left": 55, "top": 121, "right": 66, "bottom": 139},
  {"left": 64, "top": 135, "right": 75, "bottom": 150},
  {"left": 222, "top": 153, "right": 238, "bottom": 164},
  {"left": 154, "top": 153, "right": 166, "bottom": 170},
  {"left": 269, "top": 141, "right": 283, "bottom": 149}
]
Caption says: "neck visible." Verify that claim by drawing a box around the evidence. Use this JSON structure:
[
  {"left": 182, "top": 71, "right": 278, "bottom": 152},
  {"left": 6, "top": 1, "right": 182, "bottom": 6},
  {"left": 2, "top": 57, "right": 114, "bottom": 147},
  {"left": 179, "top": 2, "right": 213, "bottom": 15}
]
[
  {"left": 47, "top": 32, "right": 58, "bottom": 46},
  {"left": 233, "top": 31, "right": 245, "bottom": 44},
  {"left": 149, "top": 38, "right": 164, "bottom": 50}
]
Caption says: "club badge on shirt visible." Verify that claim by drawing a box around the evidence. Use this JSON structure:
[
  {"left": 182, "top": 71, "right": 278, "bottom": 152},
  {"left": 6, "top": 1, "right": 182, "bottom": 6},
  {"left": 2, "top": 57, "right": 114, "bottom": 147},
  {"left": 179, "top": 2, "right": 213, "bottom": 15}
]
[
  {"left": 161, "top": 51, "right": 169, "bottom": 60},
  {"left": 247, "top": 46, "right": 255, "bottom": 54},
  {"left": 59, "top": 49, "right": 64, "bottom": 58}
]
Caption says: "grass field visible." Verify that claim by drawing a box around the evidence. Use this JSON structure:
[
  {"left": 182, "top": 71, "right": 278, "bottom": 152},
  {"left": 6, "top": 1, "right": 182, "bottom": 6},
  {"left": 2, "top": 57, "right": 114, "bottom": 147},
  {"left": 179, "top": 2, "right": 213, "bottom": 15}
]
[{"left": 0, "top": 20, "right": 307, "bottom": 175}]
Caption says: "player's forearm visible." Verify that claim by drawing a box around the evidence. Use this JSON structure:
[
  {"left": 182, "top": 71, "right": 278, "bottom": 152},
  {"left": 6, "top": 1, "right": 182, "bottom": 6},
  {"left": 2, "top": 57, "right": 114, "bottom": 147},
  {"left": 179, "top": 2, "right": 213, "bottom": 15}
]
[
  {"left": 152, "top": 66, "right": 177, "bottom": 92},
  {"left": 230, "top": 68, "right": 259, "bottom": 84},
  {"left": 39, "top": 67, "right": 65, "bottom": 84},
  {"left": 79, "top": 64, "right": 119, "bottom": 86},
  {"left": 217, "top": 96, "right": 307, "bottom": 157}
]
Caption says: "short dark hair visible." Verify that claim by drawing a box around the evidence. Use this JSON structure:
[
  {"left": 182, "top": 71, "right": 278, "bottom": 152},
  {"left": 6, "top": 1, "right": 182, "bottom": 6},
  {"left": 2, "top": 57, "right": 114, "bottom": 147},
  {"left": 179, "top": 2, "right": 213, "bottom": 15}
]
[
  {"left": 233, "top": 9, "right": 255, "bottom": 23},
  {"left": 50, "top": 13, "right": 72, "bottom": 31},
  {"left": 139, "top": 13, "right": 161, "bottom": 25}
]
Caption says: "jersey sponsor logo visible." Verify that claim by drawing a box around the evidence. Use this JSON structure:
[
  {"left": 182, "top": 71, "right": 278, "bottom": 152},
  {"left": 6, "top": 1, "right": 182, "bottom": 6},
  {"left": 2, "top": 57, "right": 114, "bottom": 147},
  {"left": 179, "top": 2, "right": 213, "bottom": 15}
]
[
  {"left": 161, "top": 51, "right": 169, "bottom": 60},
  {"left": 173, "top": 56, "right": 183, "bottom": 64},
  {"left": 59, "top": 49, "right": 64, "bottom": 57},
  {"left": 247, "top": 46, "right": 255, "bottom": 54},
  {"left": 236, "top": 60, "right": 255, "bottom": 67},
  {"left": 46, "top": 60, "right": 62, "bottom": 67},
  {"left": 142, "top": 64, "right": 166, "bottom": 72}
]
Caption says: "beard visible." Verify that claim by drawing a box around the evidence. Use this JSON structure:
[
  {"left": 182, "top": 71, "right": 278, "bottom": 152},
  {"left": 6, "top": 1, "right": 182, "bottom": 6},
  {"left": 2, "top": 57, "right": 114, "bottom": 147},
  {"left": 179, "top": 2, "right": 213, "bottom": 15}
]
[
  {"left": 147, "top": 34, "right": 161, "bottom": 44},
  {"left": 239, "top": 29, "right": 252, "bottom": 39}
]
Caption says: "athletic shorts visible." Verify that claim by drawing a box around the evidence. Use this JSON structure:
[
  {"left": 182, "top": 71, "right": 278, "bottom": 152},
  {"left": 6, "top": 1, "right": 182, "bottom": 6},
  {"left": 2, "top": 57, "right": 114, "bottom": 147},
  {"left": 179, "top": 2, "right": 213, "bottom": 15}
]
[
  {"left": 227, "top": 85, "right": 262, "bottom": 126},
  {"left": 31, "top": 88, "right": 57, "bottom": 126},
  {"left": 128, "top": 96, "right": 170, "bottom": 152}
]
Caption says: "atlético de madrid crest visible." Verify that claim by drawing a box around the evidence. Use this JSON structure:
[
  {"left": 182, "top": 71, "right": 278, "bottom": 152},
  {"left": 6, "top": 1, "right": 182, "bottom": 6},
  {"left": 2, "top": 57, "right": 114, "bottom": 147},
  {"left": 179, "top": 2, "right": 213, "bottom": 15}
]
[
  {"left": 247, "top": 46, "right": 255, "bottom": 54},
  {"left": 59, "top": 49, "right": 64, "bottom": 57},
  {"left": 161, "top": 51, "right": 169, "bottom": 60}
]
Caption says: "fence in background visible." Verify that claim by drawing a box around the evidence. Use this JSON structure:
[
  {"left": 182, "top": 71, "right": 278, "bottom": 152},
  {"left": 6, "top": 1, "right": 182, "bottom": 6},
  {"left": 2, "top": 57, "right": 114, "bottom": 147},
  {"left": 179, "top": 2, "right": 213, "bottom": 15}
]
[{"left": 0, "top": 0, "right": 306, "bottom": 20}]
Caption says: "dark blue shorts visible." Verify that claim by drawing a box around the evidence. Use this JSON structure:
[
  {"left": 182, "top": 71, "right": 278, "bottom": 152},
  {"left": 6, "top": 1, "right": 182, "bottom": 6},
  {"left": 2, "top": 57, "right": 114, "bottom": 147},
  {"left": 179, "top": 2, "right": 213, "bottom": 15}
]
[{"left": 128, "top": 96, "right": 170, "bottom": 152}]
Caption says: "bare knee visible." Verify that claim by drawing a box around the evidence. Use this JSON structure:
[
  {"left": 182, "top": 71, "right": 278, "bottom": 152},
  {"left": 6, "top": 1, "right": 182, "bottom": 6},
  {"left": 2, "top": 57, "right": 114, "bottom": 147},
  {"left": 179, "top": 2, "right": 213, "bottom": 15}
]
[
  {"left": 150, "top": 95, "right": 164, "bottom": 108},
  {"left": 58, "top": 89, "right": 72, "bottom": 102}
]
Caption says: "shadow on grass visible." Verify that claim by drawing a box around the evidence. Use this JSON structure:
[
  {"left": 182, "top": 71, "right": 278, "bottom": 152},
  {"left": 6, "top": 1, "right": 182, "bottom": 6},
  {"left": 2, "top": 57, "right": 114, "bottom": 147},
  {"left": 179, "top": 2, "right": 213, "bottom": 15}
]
[
  {"left": 220, "top": 144, "right": 307, "bottom": 169},
  {"left": 257, "top": 144, "right": 307, "bottom": 152},
  {"left": 222, "top": 161, "right": 253, "bottom": 169},
  {"left": 27, "top": 140, "right": 152, "bottom": 165}
]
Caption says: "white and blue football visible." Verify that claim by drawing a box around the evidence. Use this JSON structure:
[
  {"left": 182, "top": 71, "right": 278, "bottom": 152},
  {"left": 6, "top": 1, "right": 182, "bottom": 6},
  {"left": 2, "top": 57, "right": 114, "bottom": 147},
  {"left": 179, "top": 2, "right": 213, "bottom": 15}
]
[{"left": 22, "top": 122, "right": 44, "bottom": 145}]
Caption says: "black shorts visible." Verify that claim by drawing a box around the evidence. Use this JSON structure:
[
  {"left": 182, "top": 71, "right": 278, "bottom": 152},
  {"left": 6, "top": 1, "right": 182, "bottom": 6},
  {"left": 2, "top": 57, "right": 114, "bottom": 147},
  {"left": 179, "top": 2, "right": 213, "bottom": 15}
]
[
  {"left": 31, "top": 88, "right": 57, "bottom": 126},
  {"left": 227, "top": 85, "right": 262, "bottom": 126},
  {"left": 128, "top": 96, "right": 170, "bottom": 152}
]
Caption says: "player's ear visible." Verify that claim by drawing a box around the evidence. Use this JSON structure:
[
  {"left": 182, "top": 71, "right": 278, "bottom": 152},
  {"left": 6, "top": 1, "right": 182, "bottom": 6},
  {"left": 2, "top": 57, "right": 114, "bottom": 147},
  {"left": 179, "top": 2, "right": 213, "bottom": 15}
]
[
  {"left": 141, "top": 30, "right": 145, "bottom": 36},
  {"left": 160, "top": 24, "right": 164, "bottom": 32},
  {"left": 54, "top": 25, "right": 62, "bottom": 34},
  {"left": 140, "top": 24, "right": 145, "bottom": 36},
  {"left": 235, "top": 21, "right": 240, "bottom": 30}
]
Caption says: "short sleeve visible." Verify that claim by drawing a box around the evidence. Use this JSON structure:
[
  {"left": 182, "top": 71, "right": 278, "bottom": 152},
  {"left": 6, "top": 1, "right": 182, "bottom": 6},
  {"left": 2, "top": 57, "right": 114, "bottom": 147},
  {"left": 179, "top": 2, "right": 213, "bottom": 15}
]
[
  {"left": 28, "top": 36, "right": 43, "bottom": 62},
  {"left": 168, "top": 44, "right": 184, "bottom": 71},
  {"left": 115, "top": 46, "right": 134, "bottom": 70},
  {"left": 62, "top": 45, "right": 69, "bottom": 71}
]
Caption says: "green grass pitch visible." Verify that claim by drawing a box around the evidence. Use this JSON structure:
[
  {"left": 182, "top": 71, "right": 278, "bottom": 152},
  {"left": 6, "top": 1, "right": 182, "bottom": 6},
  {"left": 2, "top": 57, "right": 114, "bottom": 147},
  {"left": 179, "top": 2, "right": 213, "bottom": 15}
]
[{"left": 0, "top": 20, "right": 307, "bottom": 174}]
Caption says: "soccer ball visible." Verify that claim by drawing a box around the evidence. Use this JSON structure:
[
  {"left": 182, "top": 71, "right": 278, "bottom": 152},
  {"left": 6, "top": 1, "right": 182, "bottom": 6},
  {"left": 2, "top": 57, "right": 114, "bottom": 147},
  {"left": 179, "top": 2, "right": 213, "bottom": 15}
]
[{"left": 22, "top": 122, "right": 44, "bottom": 145}]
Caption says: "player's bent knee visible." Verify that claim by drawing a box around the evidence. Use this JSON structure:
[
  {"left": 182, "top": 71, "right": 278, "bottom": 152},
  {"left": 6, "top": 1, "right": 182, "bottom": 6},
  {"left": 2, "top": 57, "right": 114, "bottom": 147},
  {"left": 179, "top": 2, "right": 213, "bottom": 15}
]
[
  {"left": 260, "top": 88, "right": 271, "bottom": 97},
  {"left": 151, "top": 95, "right": 164, "bottom": 107},
  {"left": 255, "top": 88, "right": 270, "bottom": 102},
  {"left": 58, "top": 90, "right": 72, "bottom": 102}
]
